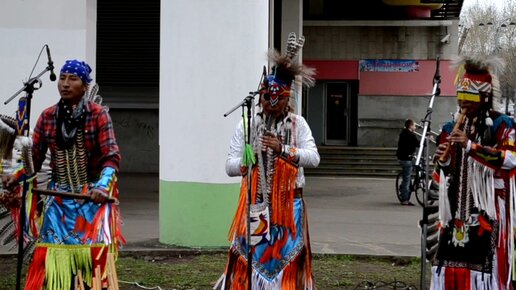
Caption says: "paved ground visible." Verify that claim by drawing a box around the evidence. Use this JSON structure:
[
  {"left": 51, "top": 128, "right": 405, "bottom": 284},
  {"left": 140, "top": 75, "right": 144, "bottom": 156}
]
[{"left": 1, "top": 174, "right": 425, "bottom": 258}]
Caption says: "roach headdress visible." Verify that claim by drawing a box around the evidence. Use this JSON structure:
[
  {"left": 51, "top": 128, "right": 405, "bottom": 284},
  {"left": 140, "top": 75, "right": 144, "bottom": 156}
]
[
  {"left": 453, "top": 54, "right": 505, "bottom": 137},
  {"left": 453, "top": 54, "right": 504, "bottom": 110},
  {"left": 261, "top": 32, "right": 315, "bottom": 107}
]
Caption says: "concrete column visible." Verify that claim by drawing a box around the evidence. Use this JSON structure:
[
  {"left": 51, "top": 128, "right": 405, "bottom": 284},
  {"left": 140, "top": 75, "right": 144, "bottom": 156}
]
[
  {"left": 281, "top": 0, "right": 304, "bottom": 114},
  {"left": 160, "top": 0, "right": 269, "bottom": 247}
]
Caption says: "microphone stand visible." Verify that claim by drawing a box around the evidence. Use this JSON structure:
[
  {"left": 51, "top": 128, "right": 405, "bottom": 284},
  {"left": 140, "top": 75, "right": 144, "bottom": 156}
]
[
  {"left": 224, "top": 92, "right": 259, "bottom": 290},
  {"left": 416, "top": 56, "right": 440, "bottom": 290},
  {"left": 4, "top": 65, "right": 52, "bottom": 290},
  {"left": 224, "top": 67, "right": 266, "bottom": 290}
]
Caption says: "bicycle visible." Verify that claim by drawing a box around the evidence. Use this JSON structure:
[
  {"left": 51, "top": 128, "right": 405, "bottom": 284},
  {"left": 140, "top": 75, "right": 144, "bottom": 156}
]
[{"left": 395, "top": 160, "right": 427, "bottom": 206}]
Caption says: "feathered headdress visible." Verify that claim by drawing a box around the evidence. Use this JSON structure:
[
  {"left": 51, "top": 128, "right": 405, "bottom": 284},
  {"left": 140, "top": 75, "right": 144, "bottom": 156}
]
[
  {"left": 453, "top": 55, "right": 505, "bottom": 108},
  {"left": 261, "top": 32, "right": 316, "bottom": 106},
  {"left": 452, "top": 54, "right": 505, "bottom": 126}
]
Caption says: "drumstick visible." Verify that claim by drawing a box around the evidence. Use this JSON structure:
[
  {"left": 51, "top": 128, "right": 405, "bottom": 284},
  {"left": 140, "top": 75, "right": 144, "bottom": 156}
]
[{"left": 32, "top": 188, "right": 117, "bottom": 203}]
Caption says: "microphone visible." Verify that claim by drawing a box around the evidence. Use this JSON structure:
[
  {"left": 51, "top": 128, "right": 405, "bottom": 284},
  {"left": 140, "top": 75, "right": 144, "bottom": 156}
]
[
  {"left": 45, "top": 45, "right": 57, "bottom": 81},
  {"left": 433, "top": 55, "right": 440, "bottom": 85}
]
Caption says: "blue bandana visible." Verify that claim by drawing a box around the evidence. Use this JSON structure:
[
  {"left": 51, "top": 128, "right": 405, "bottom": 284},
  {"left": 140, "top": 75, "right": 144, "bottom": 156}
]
[{"left": 60, "top": 59, "right": 92, "bottom": 84}]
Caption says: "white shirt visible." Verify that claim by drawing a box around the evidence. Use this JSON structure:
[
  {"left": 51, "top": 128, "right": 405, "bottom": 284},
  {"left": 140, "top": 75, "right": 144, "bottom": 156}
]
[{"left": 225, "top": 113, "right": 320, "bottom": 188}]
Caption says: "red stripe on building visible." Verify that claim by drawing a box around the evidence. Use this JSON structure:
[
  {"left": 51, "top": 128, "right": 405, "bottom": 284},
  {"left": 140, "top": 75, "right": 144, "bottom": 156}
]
[{"left": 305, "top": 59, "right": 457, "bottom": 97}]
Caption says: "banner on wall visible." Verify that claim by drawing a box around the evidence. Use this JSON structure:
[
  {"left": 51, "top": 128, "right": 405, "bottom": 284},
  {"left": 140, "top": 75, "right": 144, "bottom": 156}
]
[{"left": 359, "top": 59, "right": 419, "bottom": 72}]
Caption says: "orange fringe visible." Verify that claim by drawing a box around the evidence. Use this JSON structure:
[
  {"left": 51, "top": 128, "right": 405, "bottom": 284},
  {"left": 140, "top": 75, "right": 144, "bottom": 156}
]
[
  {"left": 271, "top": 158, "right": 297, "bottom": 235},
  {"left": 231, "top": 255, "right": 250, "bottom": 290},
  {"left": 25, "top": 246, "right": 47, "bottom": 290},
  {"left": 83, "top": 204, "right": 107, "bottom": 242},
  {"left": 227, "top": 158, "right": 298, "bottom": 241}
]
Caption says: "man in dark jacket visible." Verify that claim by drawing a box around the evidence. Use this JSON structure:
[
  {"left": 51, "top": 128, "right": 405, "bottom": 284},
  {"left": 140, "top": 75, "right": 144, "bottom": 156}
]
[{"left": 396, "top": 119, "right": 419, "bottom": 205}]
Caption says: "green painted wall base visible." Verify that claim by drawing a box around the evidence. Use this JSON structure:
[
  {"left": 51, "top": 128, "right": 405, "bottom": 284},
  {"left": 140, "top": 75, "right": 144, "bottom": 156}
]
[{"left": 159, "top": 180, "right": 240, "bottom": 247}]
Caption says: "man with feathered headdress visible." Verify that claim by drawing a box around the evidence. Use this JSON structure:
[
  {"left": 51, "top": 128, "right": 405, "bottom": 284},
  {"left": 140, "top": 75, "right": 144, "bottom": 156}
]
[
  {"left": 430, "top": 55, "right": 516, "bottom": 289},
  {"left": 215, "top": 33, "right": 320, "bottom": 289}
]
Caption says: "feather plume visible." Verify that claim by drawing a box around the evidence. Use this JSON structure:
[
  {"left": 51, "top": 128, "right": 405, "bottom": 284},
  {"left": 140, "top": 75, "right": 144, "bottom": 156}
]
[
  {"left": 286, "top": 32, "right": 305, "bottom": 59},
  {"left": 267, "top": 49, "right": 315, "bottom": 89},
  {"left": 88, "top": 83, "right": 99, "bottom": 102},
  {"left": 0, "top": 115, "right": 17, "bottom": 160},
  {"left": 0, "top": 219, "right": 16, "bottom": 245},
  {"left": 266, "top": 32, "right": 316, "bottom": 90},
  {"left": 0, "top": 206, "right": 9, "bottom": 220},
  {"left": 23, "top": 240, "right": 37, "bottom": 263}
]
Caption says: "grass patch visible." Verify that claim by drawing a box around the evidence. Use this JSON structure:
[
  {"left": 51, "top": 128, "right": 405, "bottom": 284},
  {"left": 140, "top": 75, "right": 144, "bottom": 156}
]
[{"left": 0, "top": 252, "right": 430, "bottom": 290}]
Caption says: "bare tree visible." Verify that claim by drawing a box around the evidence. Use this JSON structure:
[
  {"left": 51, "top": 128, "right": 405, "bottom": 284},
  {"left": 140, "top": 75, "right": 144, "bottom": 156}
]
[{"left": 459, "top": 0, "right": 516, "bottom": 114}]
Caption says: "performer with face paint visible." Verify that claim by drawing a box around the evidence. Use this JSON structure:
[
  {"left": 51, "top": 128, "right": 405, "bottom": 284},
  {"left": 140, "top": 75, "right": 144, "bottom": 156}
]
[
  {"left": 2, "top": 59, "right": 123, "bottom": 290},
  {"left": 429, "top": 55, "right": 516, "bottom": 289},
  {"left": 215, "top": 33, "right": 320, "bottom": 289}
]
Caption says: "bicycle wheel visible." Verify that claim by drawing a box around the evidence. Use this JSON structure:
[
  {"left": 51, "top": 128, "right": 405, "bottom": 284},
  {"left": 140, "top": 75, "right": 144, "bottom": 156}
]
[
  {"left": 414, "top": 175, "right": 426, "bottom": 206},
  {"left": 395, "top": 172, "right": 404, "bottom": 202}
]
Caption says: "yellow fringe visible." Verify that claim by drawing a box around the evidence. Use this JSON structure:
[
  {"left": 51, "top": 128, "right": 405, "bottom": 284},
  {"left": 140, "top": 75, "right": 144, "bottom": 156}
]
[{"left": 45, "top": 245, "right": 93, "bottom": 289}]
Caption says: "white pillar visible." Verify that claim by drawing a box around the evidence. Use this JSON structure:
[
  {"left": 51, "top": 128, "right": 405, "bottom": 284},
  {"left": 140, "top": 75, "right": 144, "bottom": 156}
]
[{"left": 160, "top": 0, "right": 269, "bottom": 246}]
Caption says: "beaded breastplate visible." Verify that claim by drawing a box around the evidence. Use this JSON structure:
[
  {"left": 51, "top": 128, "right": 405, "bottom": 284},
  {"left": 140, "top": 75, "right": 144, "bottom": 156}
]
[{"left": 54, "top": 129, "right": 88, "bottom": 191}]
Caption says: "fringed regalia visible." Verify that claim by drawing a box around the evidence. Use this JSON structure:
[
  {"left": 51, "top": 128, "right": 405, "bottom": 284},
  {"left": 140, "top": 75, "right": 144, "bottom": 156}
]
[
  {"left": 216, "top": 32, "right": 318, "bottom": 289},
  {"left": 0, "top": 78, "right": 123, "bottom": 289},
  {"left": 430, "top": 55, "right": 516, "bottom": 290},
  {"left": 24, "top": 97, "right": 124, "bottom": 290},
  {"left": 216, "top": 112, "right": 320, "bottom": 290},
  {"left": 431, "top": 112, "right": 516, "bottom": 289}
]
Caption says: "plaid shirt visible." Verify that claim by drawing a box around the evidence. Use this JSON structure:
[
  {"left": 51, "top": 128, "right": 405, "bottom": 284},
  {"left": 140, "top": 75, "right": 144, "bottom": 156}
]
[{"left": 32, "top": 100, "right": 121, "bottom": 182}]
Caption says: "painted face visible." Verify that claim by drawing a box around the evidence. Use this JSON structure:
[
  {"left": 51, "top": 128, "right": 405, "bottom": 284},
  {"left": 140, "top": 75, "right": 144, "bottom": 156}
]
[
  {"left": 58, "top": 73, "right": 88, "bottom": 104},
  {"left": 260, "top": 92, "right": 289, "bottom": 118},
  {"left": 261, "top": 75, "right": 291, "bottom": 107}
]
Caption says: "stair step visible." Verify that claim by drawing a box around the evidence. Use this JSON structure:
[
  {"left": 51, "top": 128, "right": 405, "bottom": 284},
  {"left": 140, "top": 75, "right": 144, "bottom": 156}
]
[
  {"left": 305, "top": 169, "right": 398, "bottom": 177},
  {"left": 322, "top": 154, "right": 397, "bottom": 159},
  {"left": 317, "top": 164, "right": 399, "bottom": 169},
  {"left": 321, "top": 156, "right": 399, "bottom": 165},
  {"left": 307, "top": 146, "right": 403, "bottom": 178}
]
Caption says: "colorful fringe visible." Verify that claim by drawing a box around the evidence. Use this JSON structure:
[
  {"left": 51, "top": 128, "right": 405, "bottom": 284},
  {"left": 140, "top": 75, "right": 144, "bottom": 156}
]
[
  {"left": 228, "top": 158, "right": 298, "bottom": 240},
  {"left": 217, "top": 158, "right": 315, "bottom": 289},
  {"left": 432, "top": 159, "right": 516, "bottom": 289},
  {"left": 21, "top": 176, "right": 124, "bottom": 289},
  {"left": 215, "top": 248, "right": 314, "bottom": 290},
  {"left": 25, "top": 244, "right": 114, "bottom": 290}
]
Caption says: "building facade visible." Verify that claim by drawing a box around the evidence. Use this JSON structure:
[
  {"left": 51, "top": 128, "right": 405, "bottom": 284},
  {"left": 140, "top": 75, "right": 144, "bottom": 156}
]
[{"left": 0, "top": 0, "right": 463, "bottom": 247}]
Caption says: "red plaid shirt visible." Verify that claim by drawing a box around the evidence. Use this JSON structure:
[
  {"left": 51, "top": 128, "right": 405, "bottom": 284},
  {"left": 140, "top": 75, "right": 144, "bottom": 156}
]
[{"left": 32, "top": 101, "right": 121, "bottom": 182}]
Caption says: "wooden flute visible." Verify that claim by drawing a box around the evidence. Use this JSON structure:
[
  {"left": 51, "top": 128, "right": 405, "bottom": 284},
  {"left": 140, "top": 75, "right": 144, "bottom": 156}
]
[{"left": 439, "top": 110, "right": 467, "bottom": 162}]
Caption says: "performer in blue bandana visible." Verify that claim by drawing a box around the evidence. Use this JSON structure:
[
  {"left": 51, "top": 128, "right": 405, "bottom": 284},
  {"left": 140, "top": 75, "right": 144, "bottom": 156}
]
[{"left": 1, "top": 59, "right": 123, "bottom": 290}]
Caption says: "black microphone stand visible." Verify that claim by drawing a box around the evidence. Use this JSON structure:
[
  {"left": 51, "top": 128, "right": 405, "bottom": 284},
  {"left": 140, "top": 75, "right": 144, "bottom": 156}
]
[
  {"left": 224, "top": 67, "right": 266, "bottom": 290},
  {"left": 4, "top": 63, "right": 53, "bottom": 290},
  {"left": 224, "top": 92, "right": 258, "bottom": 290},
  {"left": 416, "top": 56, "right": 440, "bottom": 290}
]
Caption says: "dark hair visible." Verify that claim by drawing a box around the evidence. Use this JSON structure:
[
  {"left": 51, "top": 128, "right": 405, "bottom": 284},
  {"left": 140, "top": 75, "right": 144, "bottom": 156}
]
[{"left": 404, "top": 119, "right": 414, "bottom": 129}]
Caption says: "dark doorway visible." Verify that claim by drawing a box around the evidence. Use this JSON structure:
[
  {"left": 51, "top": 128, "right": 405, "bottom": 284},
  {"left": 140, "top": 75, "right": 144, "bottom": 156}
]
[{"left": 325, "top": 82, "right": 349, "bottom": 145}]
